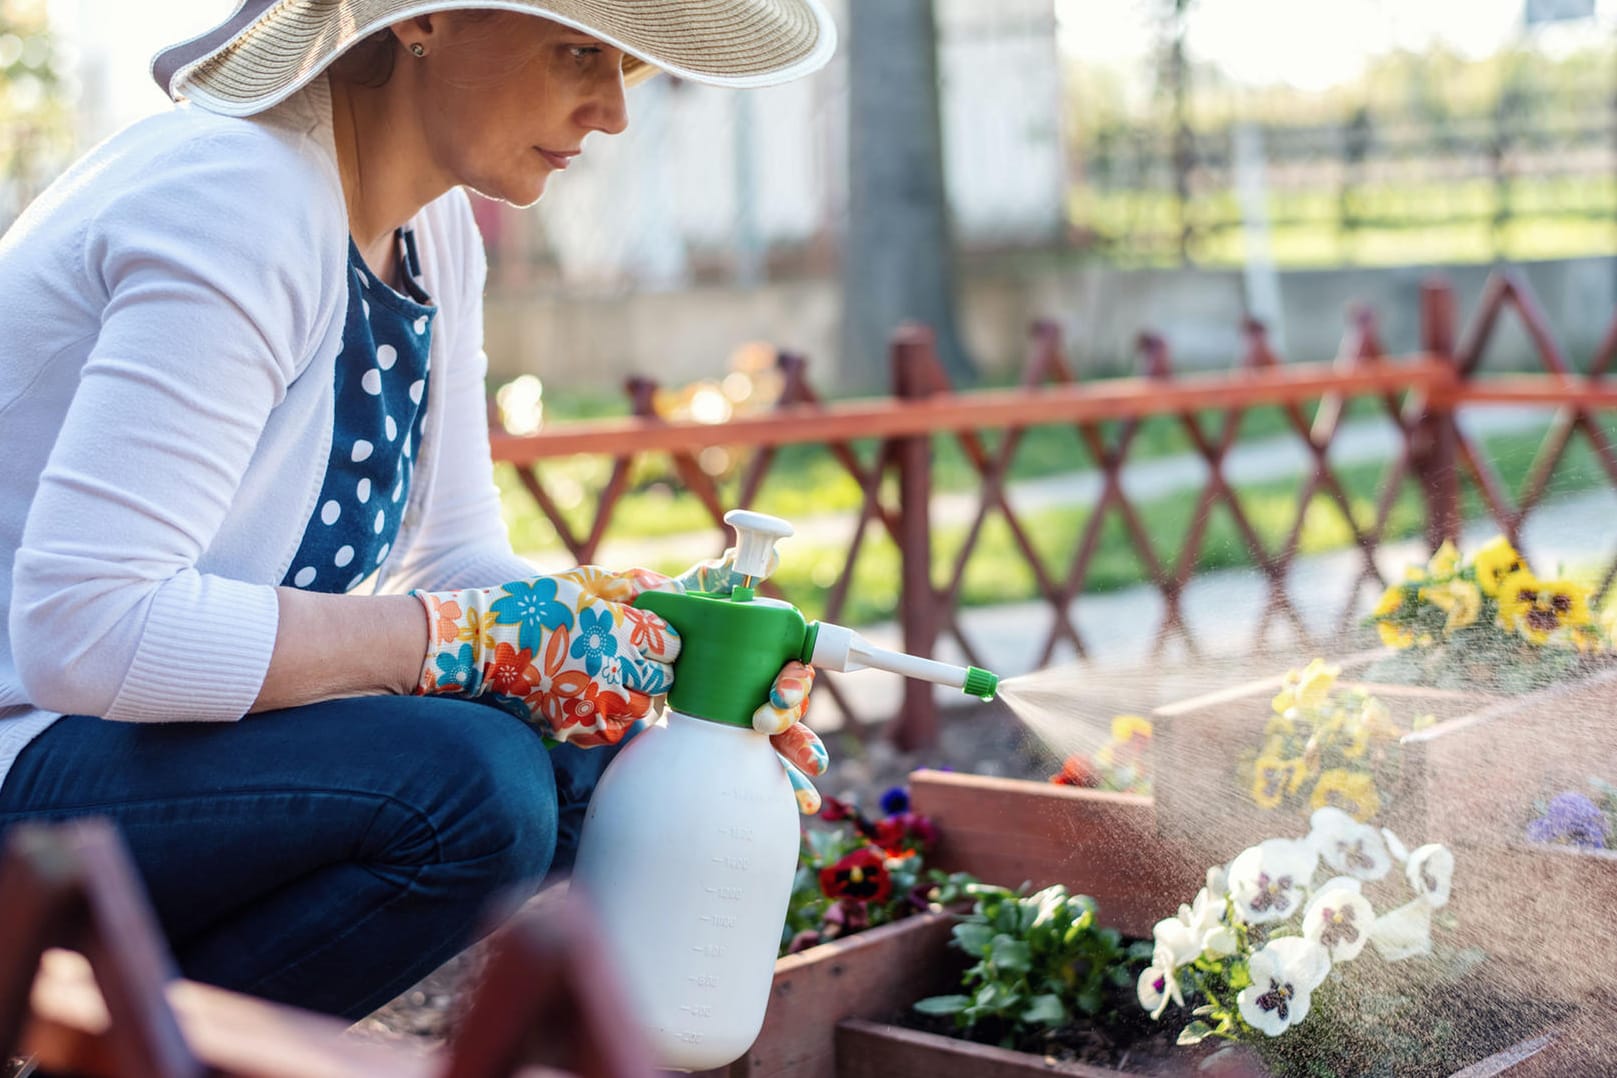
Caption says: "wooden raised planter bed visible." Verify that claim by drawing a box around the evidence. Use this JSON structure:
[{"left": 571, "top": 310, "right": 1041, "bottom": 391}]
[
  {"left": 909, "top": 769, "right": 1201, "bottom": 940},
  {"left": 833, "top": 1018, "right": 1561, "bottom": 1078}
]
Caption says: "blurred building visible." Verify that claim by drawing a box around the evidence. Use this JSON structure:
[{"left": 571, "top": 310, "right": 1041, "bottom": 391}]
[{"left": 477, "top": 0, "right": 1069, "bottom": 293}]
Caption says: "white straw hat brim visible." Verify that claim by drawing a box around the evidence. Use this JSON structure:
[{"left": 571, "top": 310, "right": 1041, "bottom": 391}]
[{"left": 154, "top": 0, "right": 837, "bottom": 117}]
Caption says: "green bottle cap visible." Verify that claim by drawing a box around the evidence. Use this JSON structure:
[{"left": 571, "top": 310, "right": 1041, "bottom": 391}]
[
  {"left": 963, "top": 667, "right": 998, "bottom": 700},
  {"left": 633, "top": 590, "right": 809, "bottom": 728}
]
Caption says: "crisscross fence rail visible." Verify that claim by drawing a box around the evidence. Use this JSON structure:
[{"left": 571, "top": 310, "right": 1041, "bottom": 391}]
[{"left": 492, "top": 273, "right": 1617, "bottom": 750}]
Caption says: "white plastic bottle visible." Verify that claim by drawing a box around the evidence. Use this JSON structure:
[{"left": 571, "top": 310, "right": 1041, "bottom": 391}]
[{"left": 570, "top": 707, "right": 800, "bottom": 1072}]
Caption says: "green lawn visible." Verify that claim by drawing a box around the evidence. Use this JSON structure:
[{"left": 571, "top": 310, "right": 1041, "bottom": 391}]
[
  {"left": 500, "top": 421, "right": 1615, "bottom": 627},
  {"left": 1073, "top": 176, "right": 1617, "bottom": 268}
]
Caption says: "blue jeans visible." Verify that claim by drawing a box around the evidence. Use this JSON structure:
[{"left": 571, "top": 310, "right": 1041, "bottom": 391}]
[{"left": 0, "top": 696, "right": 625, "bottom": 1020}]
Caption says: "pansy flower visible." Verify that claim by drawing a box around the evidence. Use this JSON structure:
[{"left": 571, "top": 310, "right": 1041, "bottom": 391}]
[
  {"left": 1309, "top": 806, "right": 1392, "bottom": 881},
  {"left": 1418, "top": 578, "right": 1482, "bottom": 634},
  {"left": 1497, "top": 571, "right": 1590, "bottom": 645},
  {"left": 1526, "top": 792, "right": 1610, "bottom": 849},
  {"left": 1228, "top": 839, "right": 1316, "bottom": 924},
  {"left": 1373, "top": 586, "right": 1415, "bottom": 649},
  {"left": 1251, "top": 754, "right": 1304, "bottom": 810},
  {"left": 879, "top": 786, "right": 911, "bottom": 816},
  {"left": 1405, "top": 842, "right": 1454, "bottom": 908},
  {"left": 1303, "top": 885, "right": 1375, "bottom": 962},
  {"left": 1136, "top": 949, "right": 1185, "bottom": 1020},
  {"left": 1309, "top": 768, "right": 1380, "bottom": 823},
  {"left": 1473, "top": 535, "right": 1527, "bottom": 597},
  {"left": 1371, "top": 898, "right": 1433, "bottom": 961},
  {"left": 818, "top": 847, "right": 892, "bottom": 903},
  {"left": 1236, "top": 937, "right": 1331, "bottom": 1036}
]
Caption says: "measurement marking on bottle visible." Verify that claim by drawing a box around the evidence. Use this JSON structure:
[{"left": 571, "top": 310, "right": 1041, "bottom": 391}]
[
  {"left": 699, "top": 914, "right": 738, "bottom": 929},
  {"left": 676, "top": 1031, "right": 703, "bottom": 1045},
  {"left": 719, "top": 787, "right": 768, "bottom": 803},
  {"left": 680, "top": 1004, "right": 714, "bottom": 1019},
  {"left": 704, "top": 885, "right": 744, "bottom": 902},
  {"left": 710, "top": 855, "right": 750, "bottom": 871},
  {"left": 719, "top": 826, "right": 754, "bottom": 842},
  {"left": 691, "top": 944, "right": 725, "bottom": 958},
  {"left": 688, "top": 975, "right": 719, "bottom": 989}
]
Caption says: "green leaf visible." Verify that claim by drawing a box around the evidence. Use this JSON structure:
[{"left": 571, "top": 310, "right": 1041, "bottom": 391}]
[
  {"left": 1075, "top": 986, "right": 1104, "bottom": 1016},
  {"left": 1177, "top": 1020, "right": 1213, "bottom": 1046},
  {"left": 992, "top": 937, "right": 1032, "bottom": 972},
  {"left": 1021, "top": 994, "right": 1068, "bottom": 1026},
  {"left": 954, "top": 923, "right": 994, "bottom": 957},
  {"left": 913, "top": 994, "right": 971, "bottom": 1016}
]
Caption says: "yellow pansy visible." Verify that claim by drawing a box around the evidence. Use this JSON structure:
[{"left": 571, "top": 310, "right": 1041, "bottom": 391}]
[
  {"left": 1426, "top": 539, "right": 1460, "bottom": 580},
  {"left": 1378, "top": 620, "right": 1416, "bottom": 649},
  {"left": 1374, "top": 585, "right": 1405, "bottom": 618},
  {"left": 1293, "top": 659, "right": 1340, "bottom": 709},
  {"left": 1336, "top": 716, "right": 1371, "bottom": 760},
  {"left": 1111, "top": 714, "right": 1153, "bottom": 743},
  {"left": 1473, "top": 535, "right": 1528, "bottom": 598},
  {"left": 1251, "top": 755, "right": 1302, "bottom": 810},
  {"left": 1497, "top": 571, "right": 1591, "bottom": 645},
  {"left": 1418, "top": 578, "right": 1482, "bottom": 634},
  {"left": 1310, "top": 769, "right": 1382, "bottom": 822}
]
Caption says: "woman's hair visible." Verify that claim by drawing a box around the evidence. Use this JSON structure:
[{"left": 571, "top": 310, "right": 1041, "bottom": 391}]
[{"left": 329, "top": 28, "right": 400, "bottom": 88}]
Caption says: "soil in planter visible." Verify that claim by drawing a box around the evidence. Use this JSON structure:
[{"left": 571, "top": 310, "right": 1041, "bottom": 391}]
[{"left": 901, "top": 977, "right": 1187, "bottom": 1074}]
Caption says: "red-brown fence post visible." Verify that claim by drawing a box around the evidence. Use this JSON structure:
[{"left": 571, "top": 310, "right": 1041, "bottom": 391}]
[
  {"left": 890, "top": 324, "right": 941, "bottom": 751},
  {"left": 1416, "top": 278, "right": 1462, "bottom": 550}
]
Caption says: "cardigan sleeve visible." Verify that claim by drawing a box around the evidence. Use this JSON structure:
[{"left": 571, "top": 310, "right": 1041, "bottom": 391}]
[
  {"left": 8, "top": 127, "right": 344, "bottom": 722},
  {"left": 376, "top": 191, "right": 540, "bottom": 593}
]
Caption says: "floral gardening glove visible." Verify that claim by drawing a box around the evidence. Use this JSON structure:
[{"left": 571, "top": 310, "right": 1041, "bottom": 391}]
[
  {"left": 754, "top": 660, "right": 829, "bottom": 816},
  {"left": 412, "top": 566, "right": 682, "bottom": 748},
  {"left": 675, "top": 546, "right": 779, "bottom": 594}
]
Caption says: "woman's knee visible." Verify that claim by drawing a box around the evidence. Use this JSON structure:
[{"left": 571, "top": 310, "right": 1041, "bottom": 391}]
[{"left": 374, "top": 698, "right": 560, "bottom": 888}]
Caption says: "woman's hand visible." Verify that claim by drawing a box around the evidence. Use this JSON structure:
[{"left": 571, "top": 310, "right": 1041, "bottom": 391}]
[
  {"left": 755, "top": 661, "right": 829, "bottom": 815},
  {"left": 412, "top": 566, "right": 681, "bottom": 747}
]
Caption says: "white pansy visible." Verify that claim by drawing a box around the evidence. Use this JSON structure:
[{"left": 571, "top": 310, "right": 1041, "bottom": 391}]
[
  {"left": 1236, "top": 937, "right": 1331, "bottom": 1037},
  {"left": 1152, "top": 915, "right": 1201, "bottom": 970},
  {"left": 1206, "top": 863, "right": 1229, "bottom": 899},
  {"left": 1370, "top": 898, "right": 1433, "bottom": 961},
  {"left": 1405, "top": 843, "right": 1454, "bottom": 908},
  {"left": 1309, "top": 807, "right": 1392, "bottom": 881},
  {"left": 1136, "top": 945, "right": 1185, "bottom": 1020},
  {"left": 1381, "top": 827, "right": 1409, "bottom": 864},
  {"left": 1185, "top": 887, "right": 1237, "bottom": 956},
  {"left": 1303, "top": 886, "right": 1375, "bottom": 962},
  {"left": 1228, "top": 839, "right": 1317, "bottom": 924}
]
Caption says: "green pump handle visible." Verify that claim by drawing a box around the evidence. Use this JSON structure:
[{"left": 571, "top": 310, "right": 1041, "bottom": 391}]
[{"left": 631, "top": 590, "right": 809, "bottom": 728}]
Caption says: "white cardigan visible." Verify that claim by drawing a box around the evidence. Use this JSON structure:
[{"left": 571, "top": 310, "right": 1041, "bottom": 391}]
[{"left": 0, "top": 77, "right": 537, "bottom": 792}]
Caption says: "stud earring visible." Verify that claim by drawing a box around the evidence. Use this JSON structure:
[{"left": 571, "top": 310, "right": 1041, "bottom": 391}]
[{"left": 409, "top": 43, "right": 426, "bottom": 57}]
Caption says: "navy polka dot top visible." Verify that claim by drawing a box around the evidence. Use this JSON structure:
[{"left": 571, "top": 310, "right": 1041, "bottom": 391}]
[{"left": 282, "top": 229, "right": 435, "bottom": 594}]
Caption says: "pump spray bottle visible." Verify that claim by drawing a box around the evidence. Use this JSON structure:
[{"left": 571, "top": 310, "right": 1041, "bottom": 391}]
[{"left": 571, "top": 510, "right": 999, "bottom": 1072}]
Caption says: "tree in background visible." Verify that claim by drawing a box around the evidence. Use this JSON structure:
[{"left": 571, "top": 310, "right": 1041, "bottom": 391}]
[
  {"left": 843, "top": 0, "right": 977, "bottom": 391},
  {"left": 0, "top": 0, "right": 72, "bottom": 230}
]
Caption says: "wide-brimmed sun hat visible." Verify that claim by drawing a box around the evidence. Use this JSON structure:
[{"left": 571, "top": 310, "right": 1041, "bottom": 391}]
[{"left": 152, "top": 0, "right": 837, "bottom": 117}]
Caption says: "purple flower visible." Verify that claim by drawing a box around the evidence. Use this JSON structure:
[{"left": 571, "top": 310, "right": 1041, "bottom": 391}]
[
  {"left": 880, "top": 786, "right": 910, "bottom": 816},
  {"left": 1527, "top": 793, "right": 1610, "bottom": 849}
]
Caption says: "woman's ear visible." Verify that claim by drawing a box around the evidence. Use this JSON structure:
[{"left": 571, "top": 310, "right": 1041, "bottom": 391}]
[{"left": 387, "top": 15, "right": 438, "bottom": 56}]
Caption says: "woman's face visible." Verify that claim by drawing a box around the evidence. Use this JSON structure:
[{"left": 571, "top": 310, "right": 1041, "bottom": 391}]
[{"left": 403, "top": 12, "right": 629, "bottom": 207}]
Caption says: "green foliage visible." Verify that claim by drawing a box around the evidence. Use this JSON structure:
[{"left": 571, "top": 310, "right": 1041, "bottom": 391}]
[{"left": 914, "top": 884, "right": 1145, "bottom": 1051}]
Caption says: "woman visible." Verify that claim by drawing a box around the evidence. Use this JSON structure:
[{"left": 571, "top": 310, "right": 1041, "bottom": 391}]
[{"left": 0, "top": 0, "right": 837, "bottom": 1020}]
